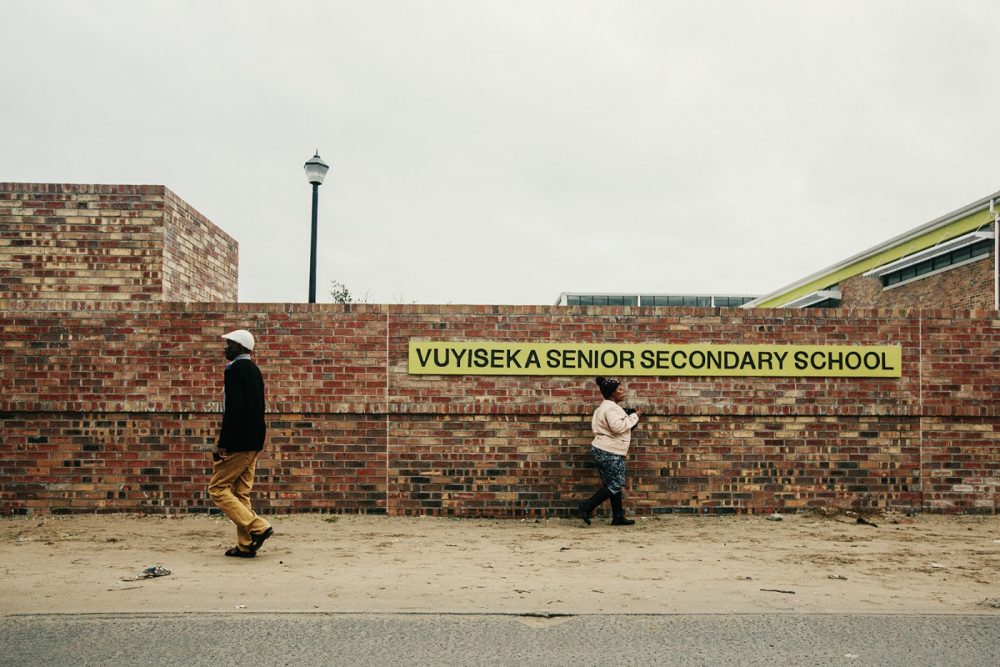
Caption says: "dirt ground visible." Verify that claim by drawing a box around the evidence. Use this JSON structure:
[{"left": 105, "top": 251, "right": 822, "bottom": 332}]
[{"left": 2, "top": 511, "right": 999, "bottom": 616}]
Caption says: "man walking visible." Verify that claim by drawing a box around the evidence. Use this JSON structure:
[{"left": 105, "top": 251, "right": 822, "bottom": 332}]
[{"left": 210, "top": 329, "right": 273, "bottom": 558}]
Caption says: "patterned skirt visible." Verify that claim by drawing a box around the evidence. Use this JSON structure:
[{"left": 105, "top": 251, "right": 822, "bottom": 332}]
[{"left": 591, "top": 446, "right": 626, "bottom": 494}]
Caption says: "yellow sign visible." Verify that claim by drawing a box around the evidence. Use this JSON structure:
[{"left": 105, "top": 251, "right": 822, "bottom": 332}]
[{"left": 408, "top": 341, "right": 901, "bottom": 377}]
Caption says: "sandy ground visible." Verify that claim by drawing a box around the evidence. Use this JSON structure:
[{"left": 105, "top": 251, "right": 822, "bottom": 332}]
[{"left": 2, "top": 511, "right": 999, "bottom": 617}]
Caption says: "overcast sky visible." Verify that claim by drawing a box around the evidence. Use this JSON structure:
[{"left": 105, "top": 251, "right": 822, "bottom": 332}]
[{"left": 3, "top": 1, "right": 999, "bottom": 304}]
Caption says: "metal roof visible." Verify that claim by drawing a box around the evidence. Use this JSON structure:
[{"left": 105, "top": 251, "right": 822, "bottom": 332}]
[{"left": 743, "top": 189, "right": 1000, "bottom": 308}]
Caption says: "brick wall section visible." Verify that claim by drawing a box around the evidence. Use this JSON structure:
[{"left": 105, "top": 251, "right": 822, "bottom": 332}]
[
  {"left": 839, "top": 254, "right": 995, "bottom": 310},
  {"left": 386, "top": 306, "right": 922, "bottom": 417},
  {"left": 161, "top": 188, "right": 238, "bottom": 302},
  {"left": 0, "top": 413, "right": 387, "bottom": 514},
  {"left": 921, "top": 417, "right": 1000, "bottom": 512},
  {"left": 0, "top": 183, "right": 237, "bottom": 303},
  {"left": 0, "top": 183, "right": 165, "bottom": 301},
  {"left": 1, "top": 303, "right": 998, "bottom": 515}
]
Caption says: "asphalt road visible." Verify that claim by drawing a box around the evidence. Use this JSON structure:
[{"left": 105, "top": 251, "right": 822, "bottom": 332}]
[{"left": 2, "top": 612, "right": 998, "bottom": 666}]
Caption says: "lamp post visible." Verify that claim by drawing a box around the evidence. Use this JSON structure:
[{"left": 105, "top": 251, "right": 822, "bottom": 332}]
[{"left": 303, "top": 151, "right": 330, "bottom": 303}]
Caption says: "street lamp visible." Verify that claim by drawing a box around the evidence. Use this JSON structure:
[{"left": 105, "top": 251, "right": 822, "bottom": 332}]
[{"left": 303, "top": 150, "right": 330, "bottom": 303}]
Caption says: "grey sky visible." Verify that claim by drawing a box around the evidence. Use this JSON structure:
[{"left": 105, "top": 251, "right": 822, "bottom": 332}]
[{"left": 3, "top": 1, "right": 998, "bottom": 304}]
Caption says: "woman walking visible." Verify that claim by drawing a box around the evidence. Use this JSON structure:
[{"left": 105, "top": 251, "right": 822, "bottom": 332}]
[{"left": 578, "top": 377, "right": 640, "bottom": 526}]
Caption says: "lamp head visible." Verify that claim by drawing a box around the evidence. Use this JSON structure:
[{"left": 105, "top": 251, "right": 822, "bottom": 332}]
[{"left": 304, "top": 151, "right": 330, "bottom": 185}]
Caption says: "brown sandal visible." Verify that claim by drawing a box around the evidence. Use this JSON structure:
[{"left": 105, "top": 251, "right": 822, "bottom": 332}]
[
  {"left": 250, "top": 527, "right": 273, "bottom": 552},
  {"left": 224, "top": 546, "right": 255, "bottom": 558}
]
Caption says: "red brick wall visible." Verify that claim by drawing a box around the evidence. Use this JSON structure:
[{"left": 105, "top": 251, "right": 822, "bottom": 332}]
[
  {"left": 161, "top": 188, "right": 238, "bottom": 303},
  {"left": 0, "top": 183, "right": 238, "bottom": 303},
  {"left": 1, "top": 302, "right": 997, "bottom": 515}
]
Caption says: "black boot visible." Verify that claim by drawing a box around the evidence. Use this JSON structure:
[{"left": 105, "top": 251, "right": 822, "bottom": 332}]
[
  {"left": 577, "top": 487, "right": 612, "bottom": 525},
  {"left": 610, "top": 492, "right": 635, "bottom": 526}
]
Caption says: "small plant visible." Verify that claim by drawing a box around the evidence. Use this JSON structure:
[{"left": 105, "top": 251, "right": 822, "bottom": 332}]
[
  {"left": 329, "top": 280, "right": 354, "bottom": 304},
  {"left": 329, "top": 279, "right": 370, "bottom": 304}
]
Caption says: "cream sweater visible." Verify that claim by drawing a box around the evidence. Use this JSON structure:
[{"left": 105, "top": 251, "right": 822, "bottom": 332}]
[{"left": 591, "top": 399, "right": 639, "bottom": 456}]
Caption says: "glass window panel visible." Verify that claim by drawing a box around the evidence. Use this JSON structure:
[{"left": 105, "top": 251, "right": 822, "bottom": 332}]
[{"left": 806, "top": 298, "right": 839, "bottom": 308}]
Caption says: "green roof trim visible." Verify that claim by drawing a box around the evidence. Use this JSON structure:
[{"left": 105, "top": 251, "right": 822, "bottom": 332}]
[{"left": 756, "top": 208, "right": 994, "bottom": 308}]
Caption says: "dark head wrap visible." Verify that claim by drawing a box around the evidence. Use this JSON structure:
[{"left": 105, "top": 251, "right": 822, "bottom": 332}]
[{"left": 596, "top": 377, "right": 620, "bottom": 399}]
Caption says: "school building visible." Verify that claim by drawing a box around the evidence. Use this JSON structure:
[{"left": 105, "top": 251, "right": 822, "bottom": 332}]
[
  {"left": 2, "top": 182, "right": 998, "bottom": 516},
  {"left": 747, "top": 191, "right": 999, "bottom": 311}
]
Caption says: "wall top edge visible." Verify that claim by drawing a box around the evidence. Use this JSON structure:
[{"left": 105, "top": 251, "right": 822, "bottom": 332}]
[
  {"left": 1, "top": 183, "right": 167, "bottom": 195},
  {"left": 0, "top": 300, "right": 997, "bottom": 320},
  {"left": 0, "top": 299, "right": 1000, "bottom": 325}
]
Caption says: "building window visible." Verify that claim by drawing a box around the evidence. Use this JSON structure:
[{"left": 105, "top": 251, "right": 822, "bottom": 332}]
[
  {"left": 881, "top": 239, "right": 992, "bottom": 288},
  {"left": 566, "top": 294, "right": 638, "bottom": 306},
  {"left": 805, "top": 298, "right": 841, "bottom": 308},
  {"left": 713, "top": 296, "right": 756, "bottom": 308},
  {"left": 643, "top": 295, "right": 712, "bottom": 307},
  {"left": 559, "top": 293, "right": 759, "bottom": 307},
  {"left": 778, "top": 286, "right": 842, "bottom": 309}
]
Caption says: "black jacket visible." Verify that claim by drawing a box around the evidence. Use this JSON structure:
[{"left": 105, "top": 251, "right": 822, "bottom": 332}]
[{"left": 218, "top": 357, "right": 266, "bottom": 451}]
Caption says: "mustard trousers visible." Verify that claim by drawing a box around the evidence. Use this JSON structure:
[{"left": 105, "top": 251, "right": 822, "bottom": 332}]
[{"left": 208, "top": 450, "right": 271, "bottom": 551}]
